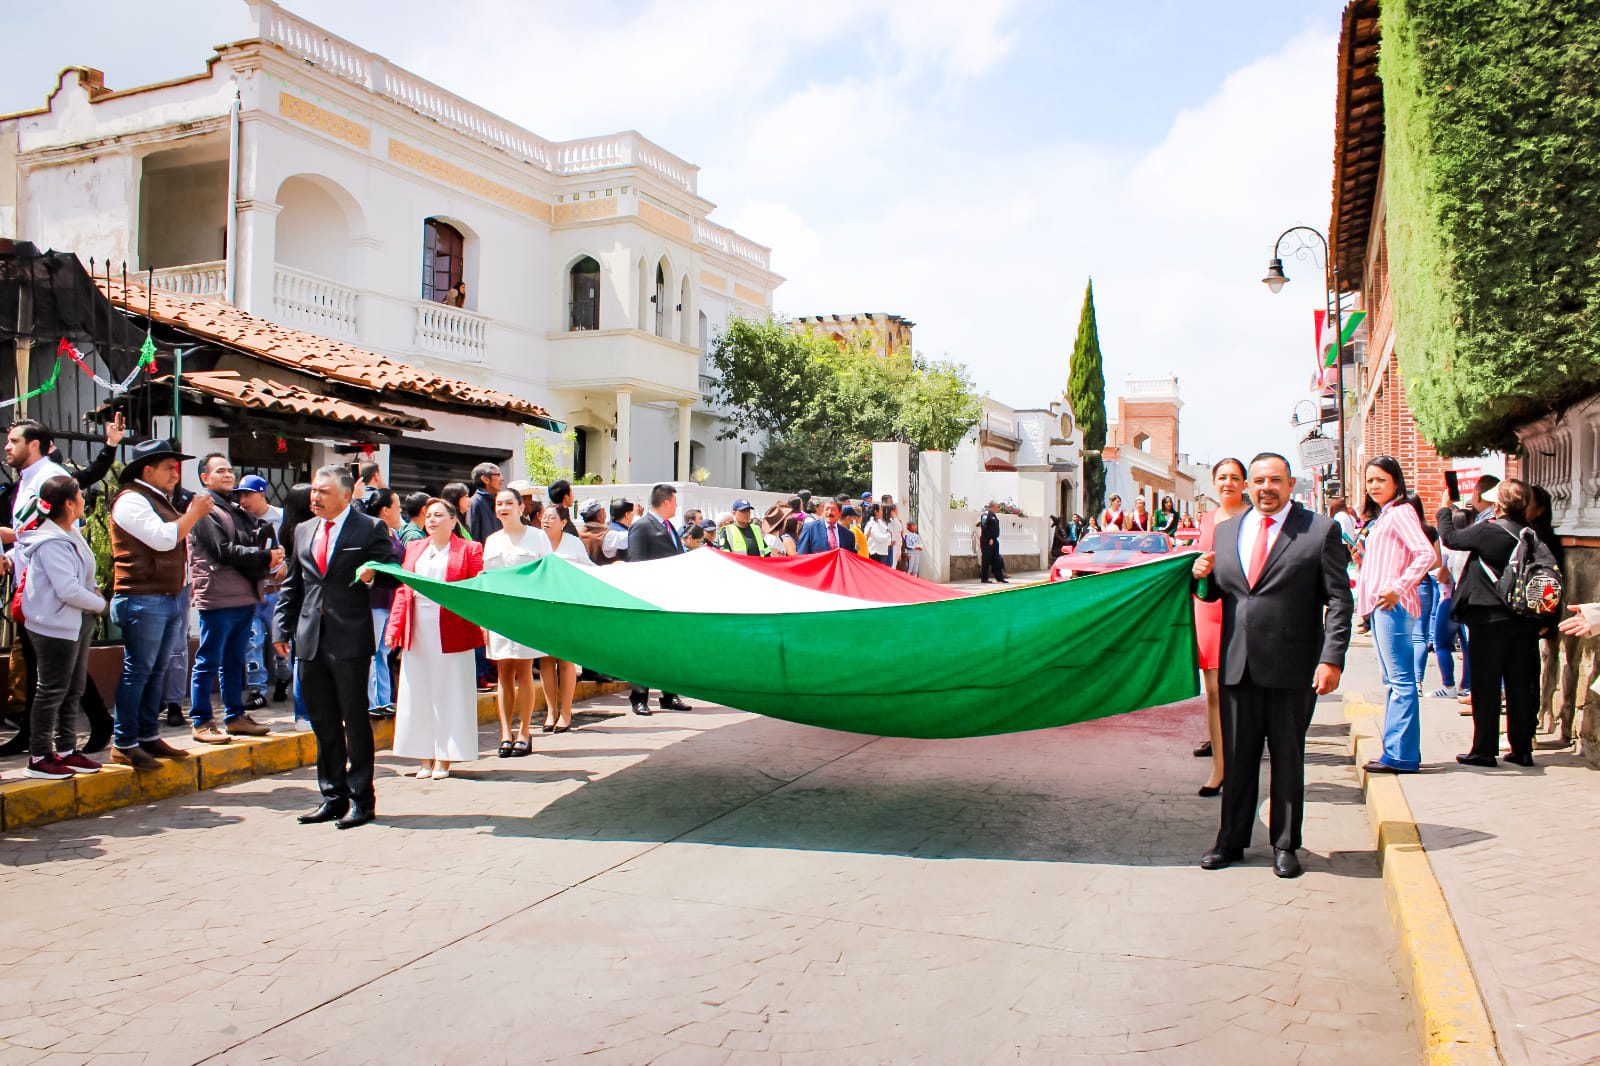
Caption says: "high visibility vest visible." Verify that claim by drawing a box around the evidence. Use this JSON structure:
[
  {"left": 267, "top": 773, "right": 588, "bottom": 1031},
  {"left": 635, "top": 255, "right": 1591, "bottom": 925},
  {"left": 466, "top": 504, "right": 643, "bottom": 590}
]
[{"left": 719, "top": 522, "right": 769, "bottom": 556}]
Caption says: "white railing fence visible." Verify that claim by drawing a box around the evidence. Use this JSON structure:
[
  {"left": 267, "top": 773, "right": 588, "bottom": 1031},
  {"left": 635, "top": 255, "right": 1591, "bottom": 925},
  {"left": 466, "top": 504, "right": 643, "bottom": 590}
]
[
  {"left": 150, "top": 261, "right": 226, "bottom": 299},
  {"left": 945, "top": 510, "right": 1047, "bottom": 566},
  {"left": 693, "top": 218, "right": 772, "bottom": 271},
  {"left": 272, "top": 266, "right": 359, "bottom": 339},
  {"left": 413, "top": 301, "right": 489, "bottom": 363}
]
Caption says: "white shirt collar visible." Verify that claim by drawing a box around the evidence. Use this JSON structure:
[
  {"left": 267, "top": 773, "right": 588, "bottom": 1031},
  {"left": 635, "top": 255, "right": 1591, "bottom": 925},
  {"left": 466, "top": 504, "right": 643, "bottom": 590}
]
[{"left": 316, "top": 505, "right": 352, "bottom": 547}]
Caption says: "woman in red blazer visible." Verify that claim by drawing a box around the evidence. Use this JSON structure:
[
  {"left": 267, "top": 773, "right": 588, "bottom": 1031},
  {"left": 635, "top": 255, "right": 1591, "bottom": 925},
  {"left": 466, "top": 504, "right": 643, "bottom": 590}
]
[{"left": 386, "top": 499, "right": 485, "bottom": 780}]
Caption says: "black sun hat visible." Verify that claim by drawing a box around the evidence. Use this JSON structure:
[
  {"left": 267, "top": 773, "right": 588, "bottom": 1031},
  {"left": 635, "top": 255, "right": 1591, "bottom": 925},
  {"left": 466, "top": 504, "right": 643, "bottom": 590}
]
[{"left": 118, "top": 438, "right": 195, "bottom": 484}]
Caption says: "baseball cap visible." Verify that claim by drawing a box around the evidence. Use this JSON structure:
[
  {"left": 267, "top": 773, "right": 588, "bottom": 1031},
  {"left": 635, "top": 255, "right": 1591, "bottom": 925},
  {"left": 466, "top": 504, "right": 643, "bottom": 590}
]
[
  {"left": 699, "top": 518, "right": 718, "bottom": 532},
  {"left": 233, "top": 474, "right": 270, "bottom": 495},
  {"left": 861, "top": 491, "right": 873, "bottom": 500},
  {"left": 731, "top": 498, "right": 753, "bottom": 512},
  {"left": 580, "top": 499, "right": 604, "bottom": 520}
]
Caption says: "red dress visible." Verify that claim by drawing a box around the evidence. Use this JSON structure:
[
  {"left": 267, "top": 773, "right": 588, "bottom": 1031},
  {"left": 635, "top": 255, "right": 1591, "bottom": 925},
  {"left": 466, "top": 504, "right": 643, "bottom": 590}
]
[{"left": 1194, "top": 509, "right": 1226, "bottom": 670}]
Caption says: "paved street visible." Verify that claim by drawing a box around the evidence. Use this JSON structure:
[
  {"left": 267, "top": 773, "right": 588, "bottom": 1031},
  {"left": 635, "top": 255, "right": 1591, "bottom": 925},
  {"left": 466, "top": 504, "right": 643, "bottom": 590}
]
[{"left": 0, "top": 687, "right": 1414, "bottom": 1064}]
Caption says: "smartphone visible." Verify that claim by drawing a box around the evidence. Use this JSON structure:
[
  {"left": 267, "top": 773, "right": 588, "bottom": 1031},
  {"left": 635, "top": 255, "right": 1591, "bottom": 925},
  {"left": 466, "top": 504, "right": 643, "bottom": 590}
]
[{"left": 1444, "top": 470, "right": 1460, "bottom": 504}]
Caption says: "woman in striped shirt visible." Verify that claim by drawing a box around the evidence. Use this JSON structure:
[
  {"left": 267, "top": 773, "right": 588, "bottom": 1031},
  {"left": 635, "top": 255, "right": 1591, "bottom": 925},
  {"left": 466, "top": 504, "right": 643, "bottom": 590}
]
[{"left": 1356, "top": 456, "right": 1438, "bottom": 773}]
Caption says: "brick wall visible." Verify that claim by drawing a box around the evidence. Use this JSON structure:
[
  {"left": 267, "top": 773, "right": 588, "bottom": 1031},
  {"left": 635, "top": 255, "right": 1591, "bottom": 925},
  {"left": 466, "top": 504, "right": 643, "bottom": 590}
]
[{"left": 1363, "top": 358, "right": 1451, "bottom": 500}]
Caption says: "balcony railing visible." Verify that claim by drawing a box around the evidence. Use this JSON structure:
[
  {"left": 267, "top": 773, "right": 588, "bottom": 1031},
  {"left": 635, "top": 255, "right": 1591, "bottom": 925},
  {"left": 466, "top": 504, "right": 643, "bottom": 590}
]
[
  {"left": 150, "top": 261, "right": 226, "bottom": 299},
  {"left": 272, "top": 266, "right": 359, "bottom": 340},
  {"left": 250, "top": 2, "right": 697, "bottom": 194},
  {"left": 414, "top": 300, "right": 489, "bottom": 363},
  {"left": 693, "top": 219, "right": 772, "bottom": 272}
]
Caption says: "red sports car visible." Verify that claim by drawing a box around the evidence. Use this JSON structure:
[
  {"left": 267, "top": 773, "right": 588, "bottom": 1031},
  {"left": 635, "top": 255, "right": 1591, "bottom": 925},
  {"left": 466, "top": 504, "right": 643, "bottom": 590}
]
[{"left": 1049, "top": 531, "right": 1191, "bottom": 581}]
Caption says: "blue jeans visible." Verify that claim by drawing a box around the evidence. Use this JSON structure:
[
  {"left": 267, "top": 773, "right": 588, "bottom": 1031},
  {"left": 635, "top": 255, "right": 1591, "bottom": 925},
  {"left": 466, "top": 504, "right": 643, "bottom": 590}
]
[
  {"left": 111, "top": 593, "right": 187, "bottom": 749},
  {"left": 190, "top": 604, "right": 257, "bottom": 726},
  {"left": 161, "top": 586, "right": 191, "bottom": 706},
  {"left": 1370, "top": 605, "right": 1422, "bottom": 770},
  {"left": 1415, "top": 576, "right": 1438, "bottom": 688},
  {"left": 293, "top": 660, "right": 309, "bottom": 725},
  {"left": 245, "top": 592, "right": 286, "bottom": 689},
  {"left": 1433, "top": 592, "right": 1459, "bottom": 689},
  {"left": 369, "top": 607, "right": 392, "bottom": 711}
]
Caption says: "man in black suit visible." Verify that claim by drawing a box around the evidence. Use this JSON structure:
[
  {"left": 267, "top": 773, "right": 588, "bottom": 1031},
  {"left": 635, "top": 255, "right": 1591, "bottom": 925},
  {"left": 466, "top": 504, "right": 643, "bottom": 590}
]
[
  {"left": 625, "top": 483, "right": 692, "bottom": 716},
  {"left": 977, "top": 501, "right": 1007, "bottom": 583},
  {"left": 273, "top": 465, "right": 397, "bottom": 829},
  {"left": 1192, "top": 452, "right": 1352, "bottom": 878}
]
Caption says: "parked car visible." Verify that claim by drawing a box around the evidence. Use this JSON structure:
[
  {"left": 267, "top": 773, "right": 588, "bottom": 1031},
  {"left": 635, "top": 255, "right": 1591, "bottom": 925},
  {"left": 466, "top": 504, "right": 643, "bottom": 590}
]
[{"left": 1049, "top": 531, "right": 1192, "bottom": 581}]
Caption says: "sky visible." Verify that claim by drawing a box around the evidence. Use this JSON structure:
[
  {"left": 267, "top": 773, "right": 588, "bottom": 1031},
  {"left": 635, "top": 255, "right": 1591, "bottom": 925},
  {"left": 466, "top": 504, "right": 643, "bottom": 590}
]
[{"left": 2, "top": 0, "right": 1348, "bottom": 466}]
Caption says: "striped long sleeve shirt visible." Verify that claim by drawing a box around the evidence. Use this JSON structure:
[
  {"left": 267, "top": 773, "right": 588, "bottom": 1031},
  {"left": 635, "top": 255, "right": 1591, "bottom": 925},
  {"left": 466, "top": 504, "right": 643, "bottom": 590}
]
[{"left": 1355, "top": 499, "right": 1436, "bottom": 619}]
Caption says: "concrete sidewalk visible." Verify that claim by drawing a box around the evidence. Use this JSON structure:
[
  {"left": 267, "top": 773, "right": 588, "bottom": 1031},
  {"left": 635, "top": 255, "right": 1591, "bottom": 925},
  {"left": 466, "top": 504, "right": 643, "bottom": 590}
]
[{"left": 1343, "top": 639, "right": 1600, "bottom": 1065}]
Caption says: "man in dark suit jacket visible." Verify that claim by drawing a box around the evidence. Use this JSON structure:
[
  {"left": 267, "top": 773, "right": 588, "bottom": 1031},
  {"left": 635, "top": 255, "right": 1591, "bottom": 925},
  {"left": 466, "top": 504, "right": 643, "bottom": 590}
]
[
  {"left": 1193, "top": 453, "right": 1352, "bottom": 878},
  {"left": 795, "top": 500, "right": 857, "bottom": 554},
  {"left": 625, "top": 483, "right": 692, "bottom": 716},
  {"left": 977, "top": 502, "right": 1007, "bottom": 583},
  {"left": 273, "top": 465, "right": 397, "bottom": 829}
]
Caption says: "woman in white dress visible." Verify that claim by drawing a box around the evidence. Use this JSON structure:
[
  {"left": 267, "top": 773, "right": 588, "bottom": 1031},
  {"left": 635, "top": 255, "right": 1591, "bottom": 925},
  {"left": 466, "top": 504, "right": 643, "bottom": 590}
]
[
  {"left": 386, "top": 499, "right": 485, "bottom": 780},
  {"left": 537, "top": 505, "right": 594, "bottom": 731},
  {"left": 482, "top": 489, "right": 543, "bottom": 756}
]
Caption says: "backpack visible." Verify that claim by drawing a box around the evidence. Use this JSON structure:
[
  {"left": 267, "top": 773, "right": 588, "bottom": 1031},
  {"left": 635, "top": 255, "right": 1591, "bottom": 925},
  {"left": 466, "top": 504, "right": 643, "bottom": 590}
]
[{"left": 1479, "top": 521, "right": 1563, "bottom": 618}]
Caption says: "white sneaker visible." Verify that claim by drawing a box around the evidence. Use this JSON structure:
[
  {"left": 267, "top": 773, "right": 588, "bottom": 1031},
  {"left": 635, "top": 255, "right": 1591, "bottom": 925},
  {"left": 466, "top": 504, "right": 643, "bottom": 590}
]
[{"left": 1426, "top": 686, "right": 1458, "bottom": 699}]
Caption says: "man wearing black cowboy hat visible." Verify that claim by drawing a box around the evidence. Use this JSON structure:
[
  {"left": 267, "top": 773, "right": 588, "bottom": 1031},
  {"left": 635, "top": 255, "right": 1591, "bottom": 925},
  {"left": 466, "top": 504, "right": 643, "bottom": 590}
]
[{"left": 107, "top": 439, "right": 214, "bottom": 770}]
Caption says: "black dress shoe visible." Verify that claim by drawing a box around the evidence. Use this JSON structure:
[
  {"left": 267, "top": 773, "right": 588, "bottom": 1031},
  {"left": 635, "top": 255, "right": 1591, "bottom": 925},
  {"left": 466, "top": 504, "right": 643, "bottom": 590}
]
[
  {"left": 164, "top": 703, "right": 184, "bottom": 728},
  {"left": 1197, "top": 785, "right": 1222, "bottom": 798},
  {"left": 336, "top": 806, "right": 375, "bottom": 830},
  {"left": 1456, "top": 753, "right": 1497, "bottom": 768},
  {"left": 1199, "top": 847, "right": 1243, "bottom": 870},
  {"left": 658, "top": 696, "right": 693, "bottom": 711},
  {"left": 1273, "top": 848, "right": 1303, "bottom": 879},
  {"left": 272, "top": 679, "right": 290, "bottom": 703},
  {"left": 1193, "top": 740, "right": 1212, "bottom": 758},
  {"left": 297, "top": 802, "right": 349, "bottom": 825},
  {"left": 631, "top": 702, "right": 653, "bottom": 716},
  {"left": 1503, "top": 752, "right": 1534, "bottom": 767}
]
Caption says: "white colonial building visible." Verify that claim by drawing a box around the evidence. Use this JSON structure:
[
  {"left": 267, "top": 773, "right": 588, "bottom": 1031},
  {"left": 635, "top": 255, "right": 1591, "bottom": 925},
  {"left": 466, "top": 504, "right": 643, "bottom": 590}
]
[
  {"left": 950, "top": 397, "right": 1082, "bottom": 520},
  {"left": 0, "top": 0, "right": 782, "bottom": 488}
]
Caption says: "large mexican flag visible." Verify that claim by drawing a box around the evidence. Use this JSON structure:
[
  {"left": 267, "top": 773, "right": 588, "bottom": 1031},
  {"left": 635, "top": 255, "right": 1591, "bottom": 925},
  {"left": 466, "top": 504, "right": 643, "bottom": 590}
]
[{"left": 370, "top": 548, "right": 1199, "bottom": 739}]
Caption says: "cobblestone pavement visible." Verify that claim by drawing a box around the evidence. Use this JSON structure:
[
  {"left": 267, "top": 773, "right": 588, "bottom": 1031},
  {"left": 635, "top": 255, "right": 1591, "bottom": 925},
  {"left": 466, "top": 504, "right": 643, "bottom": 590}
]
[
  {"left": 1363, "top": 675, "right": 1600, "bottom": 1066},
  {"left": 0, "top": 688, "right": 1414, "bottom": 1064}
]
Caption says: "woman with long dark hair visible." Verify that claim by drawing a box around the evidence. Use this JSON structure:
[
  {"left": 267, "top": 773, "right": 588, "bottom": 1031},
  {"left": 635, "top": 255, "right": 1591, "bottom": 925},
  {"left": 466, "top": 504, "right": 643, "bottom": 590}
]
[
  {"left": 1193, "top": 458, "right": 1251, "bottom": 794},
  {"left": 440, "top": 482, "right": 473, "bottom": 540},
  {"left": 1438, "top": 479, "right": 1543, "bottom": 766},
  {"left": 1355, "top": 457, "right": 1436, "bottom": 773}
]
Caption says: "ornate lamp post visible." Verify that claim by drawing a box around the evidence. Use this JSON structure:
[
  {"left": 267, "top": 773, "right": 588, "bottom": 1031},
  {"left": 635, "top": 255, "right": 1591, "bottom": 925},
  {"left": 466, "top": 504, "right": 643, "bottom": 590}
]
[{"left": 1263, "top": 226, "right": 1347, "bottom": 494}]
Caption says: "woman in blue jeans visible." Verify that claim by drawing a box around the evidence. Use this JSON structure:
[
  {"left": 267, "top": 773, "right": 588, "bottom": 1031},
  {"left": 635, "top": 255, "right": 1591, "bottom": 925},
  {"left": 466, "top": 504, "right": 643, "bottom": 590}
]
[{"left": 1354, "top": 458, "right": 1437, "bottom": 774}]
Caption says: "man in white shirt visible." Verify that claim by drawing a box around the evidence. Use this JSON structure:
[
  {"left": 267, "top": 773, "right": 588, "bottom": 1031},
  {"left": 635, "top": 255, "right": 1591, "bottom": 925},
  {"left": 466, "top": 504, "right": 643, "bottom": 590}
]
[
  {"left": 601, "top": 499, "right": 634, "bottom": 562},
  {"left": 3, "top": 419, "right": 71, "bottom": 560},
  {"left": 106, "top": 440, "right": 213, "bottom": 769}
]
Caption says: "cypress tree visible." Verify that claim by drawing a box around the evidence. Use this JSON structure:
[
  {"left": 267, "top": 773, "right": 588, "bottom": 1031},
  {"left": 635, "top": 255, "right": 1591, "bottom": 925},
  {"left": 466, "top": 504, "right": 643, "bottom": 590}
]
[{"left": 1068, "top": 280, "right": 1107, "bottom": 514}]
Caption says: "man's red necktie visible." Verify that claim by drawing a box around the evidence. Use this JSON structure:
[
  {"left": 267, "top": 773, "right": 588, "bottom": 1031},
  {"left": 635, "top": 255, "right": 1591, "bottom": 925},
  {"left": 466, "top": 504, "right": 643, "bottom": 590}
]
[
  {"left": 315, "top": 520, "right": 334, "bottom": 574},
  {"left": 827, "top": 523, "right": 838, "bottom": 550},
  {"left": 1247, "top": 515, "right": 1275, "bottom": 587}
]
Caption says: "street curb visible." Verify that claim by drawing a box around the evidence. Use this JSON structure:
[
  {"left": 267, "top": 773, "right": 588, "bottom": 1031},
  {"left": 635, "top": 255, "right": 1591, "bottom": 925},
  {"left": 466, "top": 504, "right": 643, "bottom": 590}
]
[
  {"left": 1345, "top": 697, "right": 1501, "bottom": 1066},
  {"left": 0, "top": 681, "right": 631, "bottom": 833}
]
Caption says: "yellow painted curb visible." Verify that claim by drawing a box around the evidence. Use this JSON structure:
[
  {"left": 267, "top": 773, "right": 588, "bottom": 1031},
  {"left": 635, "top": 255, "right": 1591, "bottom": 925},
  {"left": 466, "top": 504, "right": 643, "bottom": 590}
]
[
  {"left": 74, "top": 764, "right": 136, "bottom": 817},
  {"left": 1346, "top": 704, "right": 1500, "bottom": 1066},
  {"left": 0, "top": 682, "right": 633, "bottom": 833},
  {"left": 0, "top": 777, "right": 76, "bottom": 829},
  {"left": 195, "top": 741, "right": 259, "bottom": 791}
]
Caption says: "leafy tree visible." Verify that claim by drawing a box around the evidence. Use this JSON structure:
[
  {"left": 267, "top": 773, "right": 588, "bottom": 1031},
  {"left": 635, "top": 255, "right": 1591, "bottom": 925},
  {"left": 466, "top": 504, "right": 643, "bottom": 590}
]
[
  {"left": 1068, "top": 280, "right": 1107, "bottom": 512},
  {"left": 523, "top": 427, "right": 575, "bottom": 485},
  {"left": 708, "top": 317, "right": 982, "bottom": 495}
]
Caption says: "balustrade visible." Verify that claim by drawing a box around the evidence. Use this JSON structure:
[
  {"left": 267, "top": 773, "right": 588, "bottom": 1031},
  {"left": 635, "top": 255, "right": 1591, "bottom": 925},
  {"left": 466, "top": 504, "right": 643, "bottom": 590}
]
[
  {"left": 272, "top": 266, "right": 359, "bottom": 339},
  {"left": 414, "top": 300, "right": 488, "bottom": 363},
  {"left": 150, "top": 261, "right": 226, "bottom": 298}
]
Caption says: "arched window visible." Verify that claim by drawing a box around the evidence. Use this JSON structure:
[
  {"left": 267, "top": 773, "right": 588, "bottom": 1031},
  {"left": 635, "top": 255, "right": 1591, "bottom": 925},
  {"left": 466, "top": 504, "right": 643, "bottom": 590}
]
[
  {"left": 422, "top": 218, "right": 464, "bottom": 304},
  {"left": 569, "top": 257, "right": 600, "bottom": 331},
  {"left": 698, "top": 311, "right": 709, "bottom": 353},
  {"left": 654, "top": 261, "right": 667, "bottom": 337},
  {"left": 1132, "top": 431, "right": 1152, "bottom": 453}
]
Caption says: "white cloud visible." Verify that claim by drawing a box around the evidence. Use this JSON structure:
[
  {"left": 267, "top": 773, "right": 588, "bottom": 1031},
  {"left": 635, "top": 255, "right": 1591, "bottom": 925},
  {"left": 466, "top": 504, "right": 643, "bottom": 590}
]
[{"left": 716, "top": 27, "right": 1338, "bottom": 464}]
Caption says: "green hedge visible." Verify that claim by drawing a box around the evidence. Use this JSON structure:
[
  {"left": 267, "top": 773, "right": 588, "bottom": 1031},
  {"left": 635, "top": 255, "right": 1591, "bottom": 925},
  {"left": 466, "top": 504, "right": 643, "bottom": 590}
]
[{"left": 1381, "top": 0, "right": 1600, "bottom": 454}]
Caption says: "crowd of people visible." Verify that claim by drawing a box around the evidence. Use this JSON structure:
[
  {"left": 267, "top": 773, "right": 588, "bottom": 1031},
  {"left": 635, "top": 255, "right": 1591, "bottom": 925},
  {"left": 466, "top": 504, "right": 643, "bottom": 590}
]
[
  {"left": 0, "top": 419, "right": 941, "bottom": 824},
  {"left": 1185, "top": 449, "right": 1584, "bottom": 879}
]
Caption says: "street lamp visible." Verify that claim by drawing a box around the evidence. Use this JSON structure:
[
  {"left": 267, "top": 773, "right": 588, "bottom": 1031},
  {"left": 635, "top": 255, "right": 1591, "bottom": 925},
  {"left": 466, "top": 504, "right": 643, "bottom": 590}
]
[{"left": 1263, "top": 225, "right": 1347, "bottom": 494}]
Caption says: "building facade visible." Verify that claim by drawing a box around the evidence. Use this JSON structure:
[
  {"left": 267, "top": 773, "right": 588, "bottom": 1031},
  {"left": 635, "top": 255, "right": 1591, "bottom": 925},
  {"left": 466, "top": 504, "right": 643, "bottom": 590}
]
[
  {"left": 791, "top": 313, "right": 914, "bottom": 355},
  {"left": 0, "top": 0, "right": 783, "bottom": 489},
  {"left": 1102, "top": 375, "right": 1205, "bottom": 517},
  {"left": 950, "top": 396, "right": 1081, "bottom": 520}
]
